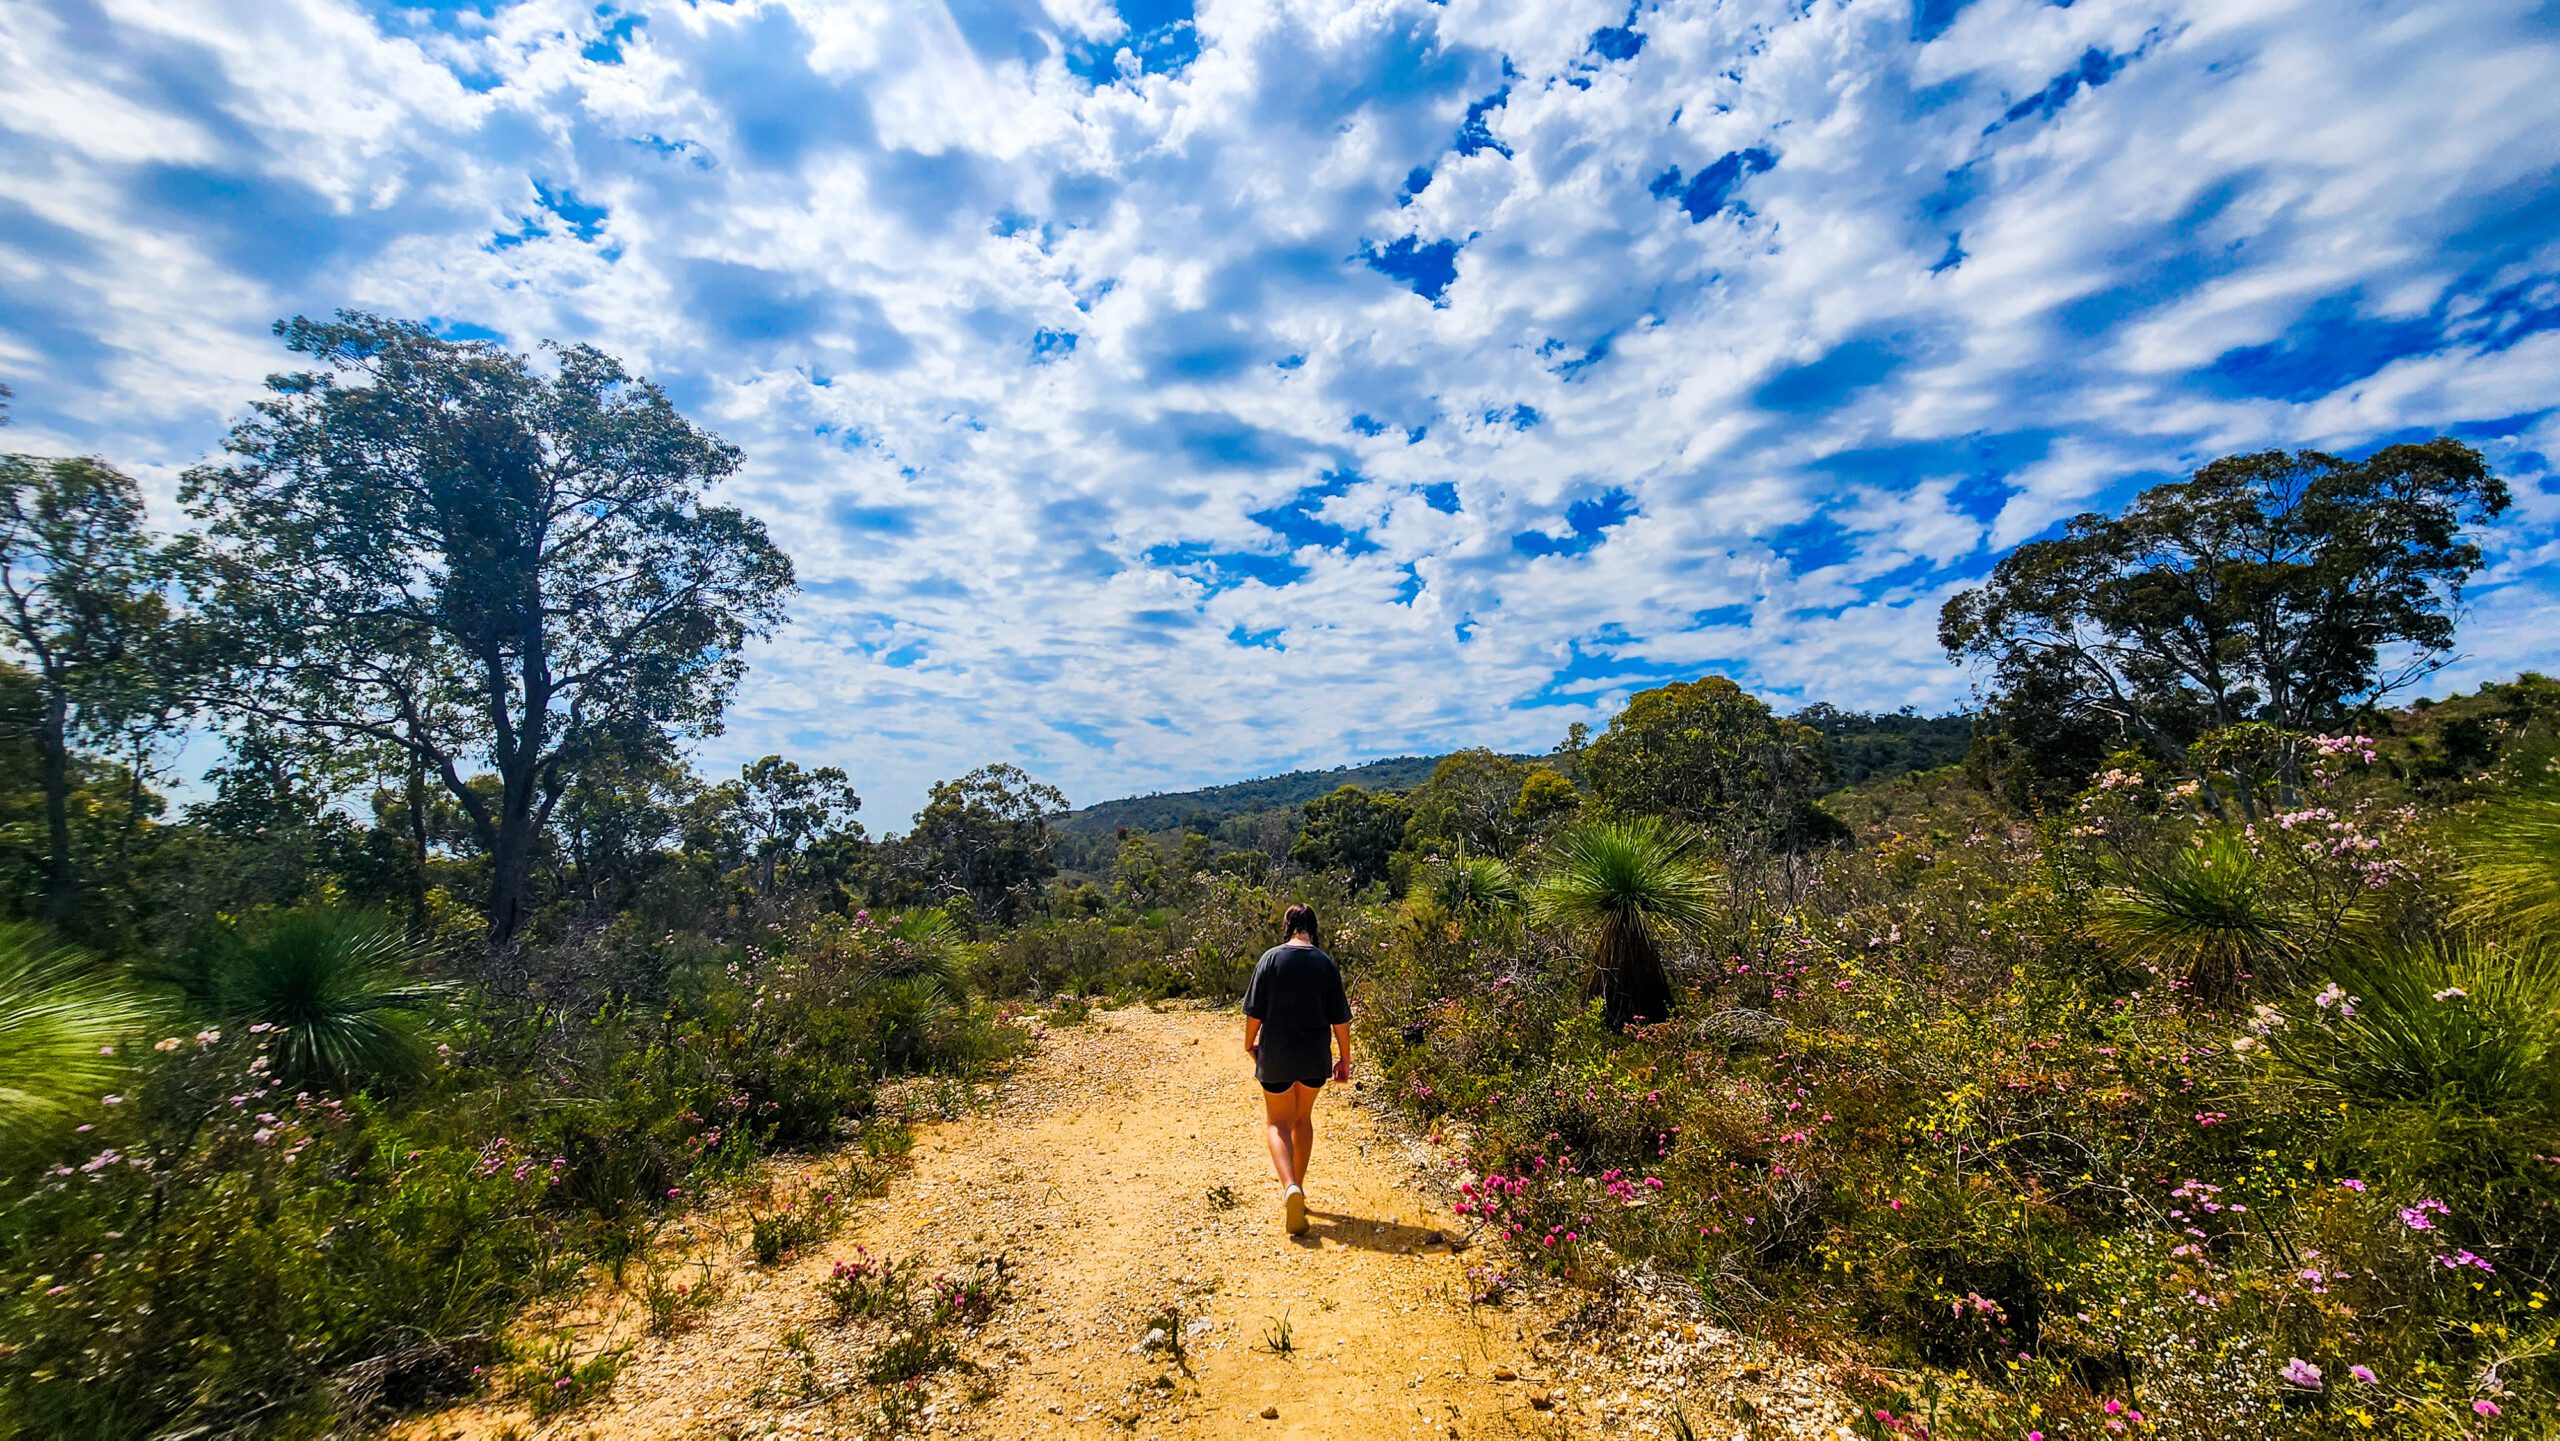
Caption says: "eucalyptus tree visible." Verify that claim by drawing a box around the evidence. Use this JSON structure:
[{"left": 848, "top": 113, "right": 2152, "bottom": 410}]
[
  {"left": 178, "top": 314, "right": 795, "bottom": 947},
  {"left": 892, "top": 763, "right": 1069, "bottom": 922},
  {"left": 1581, "top": 676, "right": 1833, "bottom": 850},
  {"left": 0, "top": 452, "right": 180, "bottom": 921},
  {"left": 1940, "top": 439, "right": 2509, "bottom": 799}
]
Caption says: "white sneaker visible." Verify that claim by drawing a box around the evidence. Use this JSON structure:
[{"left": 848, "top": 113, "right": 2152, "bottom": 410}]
[{"left": 1283, "top": 1185, "right": 1308, "bottom": 1235}]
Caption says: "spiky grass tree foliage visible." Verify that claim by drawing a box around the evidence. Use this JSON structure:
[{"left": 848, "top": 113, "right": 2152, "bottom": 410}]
[
  {"left": 2086, "top": 828, "right": 2305, "bottom": 999},
  {"left": 870, "top": 910, "right": 976, "bottom": 1003},
  {"left": 1527, "top": 818, "right": 1718, "bottom": 1028},
  {"left": 216, "top": 909, "right": 449, "bottom": 1093},
  {"left": 2450, "top": 754, "right": 2560, "bottom": 941},
  {"left": 2270, "top": 935, "right": 2560, "bottom": 1127},
  {"left": 1427, "top": 855, "right": 1522, "bottom": 918},
  {"left": 0, "top": 923, "right": 152, "bottom": 1156}
]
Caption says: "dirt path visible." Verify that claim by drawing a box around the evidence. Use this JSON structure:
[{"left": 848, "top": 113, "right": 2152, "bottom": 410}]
[{"left": 401, "top": 1006, "right": 1852, "bottom": 1441}]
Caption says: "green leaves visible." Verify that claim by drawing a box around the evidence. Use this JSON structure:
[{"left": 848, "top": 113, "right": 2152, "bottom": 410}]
[
  {"left": 2085, "top": 827, "right": 2306, "bottom": 997},
  {"left": 1289, "top": 783, "right": 1409, "bottom": 890},
  {"left": 1579, "top": 676, "right": 1832, "bottom": 849},
  {"left": 179, "top": 313, "right": 796, "bottom": 944},
  {"left": 2449, "top": 752, "right": 2560, "bottom": 941}
]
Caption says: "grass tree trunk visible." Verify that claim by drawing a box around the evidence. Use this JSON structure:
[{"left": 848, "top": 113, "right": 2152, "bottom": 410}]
[{"left": 1596, "top": 920, "right": 1674, "bottom": 1029}]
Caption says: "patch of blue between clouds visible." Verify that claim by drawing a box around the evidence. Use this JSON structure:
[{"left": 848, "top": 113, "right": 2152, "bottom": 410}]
[
  {"left": 1147, "top": 542, "right": 1308, "bottom": 594},
  {"left": 583, "top": 6, "right": 644, "bottom": 63},
  {"left": 833, "top": 501, "right": 922, "bottom": 537},
  {"left": 1400, "top": 167, "right": 1433, "bottom": 206},
  {"left": 1455, "top": 87, "right": 1513, "bottom": 158},
  {"left": 1753, "top": 333, "right": 1908, "bottom": 412},
  {"left": 1485, "top": 403, "right": 1540, "bottom": 430},
  {"left": 426, "top": 316, "right": 507, "bottom": 343},
  {"left": 1047, "top": 717, "right": 1119, "bottom": 751},
  {"left": 1910, "top": 0, "right": 1976, "bottom": 43},
  {"left": 489, "top": 180, "right": 608, "bottom": 250},
  {"left": 1417, "top": 483, "right": 1461, "bottom": 514},
  {"left": 1805, "top": 431, "right": 2054, "bottom": 518},
  {"left": 1650, "top": 148, "right": 1775, "bottom": 223},
  {"left": 1991, "top": 47, "right": 2129, "bottom": 132},
  {"left": 1589, "top": 4, "right": 1646, "bottom": 61},
  {"left": 2201, "top": 296, "right": 2441, "bottom": 403},
  {"left": 1063, "top": 0, "right": 1200, "bottom": 85},
  {"left": 1251, "top": 470, "right": 1381, "bottom": 555},
  {"left": 1548, "top": 333, "right": 1612, "bottom": 379},
  {"left": 1362, "top": 235, "right": 1462, "bottom": 303},
  {"left": 1515, "top": 639, "right": 1703, "bottom": 709},
  {"left": 1229, "top": 624, "right": 1287, "bottom": 651},
  {"left": 1512, "top": 489, "right": 1636, "bottom": 557},
  {"left": 1029, "top": 326, "right": 1079, "bottom": 362}
]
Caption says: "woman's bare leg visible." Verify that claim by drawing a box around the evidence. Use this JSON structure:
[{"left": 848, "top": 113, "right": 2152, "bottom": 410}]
[
  {"left": 1288, "top": 1085, "right": 1319, "bottom": 1186},
  {"left": 1260, "top": 1085, "right": 1301, "bottom": 1188}
]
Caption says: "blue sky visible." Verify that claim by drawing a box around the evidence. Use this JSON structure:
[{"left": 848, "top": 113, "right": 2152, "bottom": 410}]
[{"left": 3, "top": 0, "right": 2557, "bottom": 824}]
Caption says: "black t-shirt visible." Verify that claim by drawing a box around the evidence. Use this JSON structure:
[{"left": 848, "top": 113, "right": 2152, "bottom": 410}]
[{"left": 1241, "top": 943, "right": 1350, "bottom": 1084}]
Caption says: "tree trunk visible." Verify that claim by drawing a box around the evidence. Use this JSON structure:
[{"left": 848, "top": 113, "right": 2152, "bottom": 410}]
[
  {"left": 39, "top": 690, "right": 74, "bottom": 923},
  {"left": 405, "top": 758, "right": 431, "bottom": 937},
  {"left": 485, "top": 802, "right": 536, "bottom": 950}
]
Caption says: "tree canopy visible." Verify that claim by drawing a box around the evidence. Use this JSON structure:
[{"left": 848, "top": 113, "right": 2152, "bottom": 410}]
[
  {"left": 0, "top": 454, "right": 180, "bottom": 923},
  {"left": 1581, "top": 676, "right": 1834, "bottom": 848},
  {"left": 1291, "top": 783, "right": 1409, "bottom": 889},
  {"left": 891, "top": 763, "right": 1069, "bottom": 922},
  {"left": 1940, "top": 439, "right": 2510, "bottom": 790},
  {"left": 1402, "top": 748, "right": 1579, "bottom": 859},
  {"left": 177, "top": 313, "right": 794, "bottom": 945}
]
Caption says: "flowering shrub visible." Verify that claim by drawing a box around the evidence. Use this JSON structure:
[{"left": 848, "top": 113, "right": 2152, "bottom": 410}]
[
  {"left": 0, "top": 910, "right": 1027, "bottom": 1436},
  {"left": 1368, "top": 729, "right": 2560, "bottom": 1438}
]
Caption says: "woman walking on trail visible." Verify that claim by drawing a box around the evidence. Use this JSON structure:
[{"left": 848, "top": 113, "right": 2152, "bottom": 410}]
[{"left": 1242, "top": 903, "right": 1351, "bottom": 1235}]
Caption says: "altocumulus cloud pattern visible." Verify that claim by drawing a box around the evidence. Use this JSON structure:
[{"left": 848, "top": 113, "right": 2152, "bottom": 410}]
[{"left": 2, "top": 0, "right": 2557, "bottom": 819}]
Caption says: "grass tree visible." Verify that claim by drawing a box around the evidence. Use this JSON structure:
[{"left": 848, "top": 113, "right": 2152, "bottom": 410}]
[
  {"left": 2086, "top": 828, "right": 2306, "bottom": 999},
  {"left": 2450, "top": 753, "right": 2560, "bottom": 940},
  {"left": 1427, "top": 855, "right": 1522, "bottom": 918},
  {"left": 1528, "top": 818, "right": 1718, "bottom": 1028},
  {"left": 0, "top": 924, "right": 152, "bottom": 1157},
  {"left": 216, "top": 909, "right": 450, "bottom": 1093}
]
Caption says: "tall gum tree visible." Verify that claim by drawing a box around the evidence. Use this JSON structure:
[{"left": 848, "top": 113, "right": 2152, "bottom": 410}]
[
  {"left": 0, "top": 453, "right": 175, "bottom": 924},
  {"left": 179, "top": 313, "right": 795, "bottom": 947},
  {"left": 1940, "top": 439, "right": 2510, "bottom": 806}
]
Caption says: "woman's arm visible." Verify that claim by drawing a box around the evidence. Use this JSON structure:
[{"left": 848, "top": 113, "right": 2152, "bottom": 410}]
[
  {"left": 1243, "top": 1015, "right": 1262, "bottom": 1062},
  {"left": 1331, "top": 1022, "right": 1353, "bottom": 1082}
]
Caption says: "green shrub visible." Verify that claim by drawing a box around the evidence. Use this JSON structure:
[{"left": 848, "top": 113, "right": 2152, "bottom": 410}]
[
  {"left": 2450, "top": 752, "right": 2560, "bottom": 939},
  {"left": 1526, "top": 817, "right": 1718, "bottom": 1027}
]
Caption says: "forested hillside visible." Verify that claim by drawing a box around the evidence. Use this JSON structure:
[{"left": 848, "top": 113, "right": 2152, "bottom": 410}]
[{"left": 1052, "top": 707, "right": 1970, "bottom": 878}]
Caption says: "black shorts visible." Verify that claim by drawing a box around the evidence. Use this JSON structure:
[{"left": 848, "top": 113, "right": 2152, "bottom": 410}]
[{"left": 1259, "top": 1075, "right": 1327, "bottom": 1094}]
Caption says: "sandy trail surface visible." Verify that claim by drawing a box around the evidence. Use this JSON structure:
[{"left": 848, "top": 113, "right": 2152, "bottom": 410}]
[{"left": 402, "top": 1005, "right": 1848, "bottom": 1440}]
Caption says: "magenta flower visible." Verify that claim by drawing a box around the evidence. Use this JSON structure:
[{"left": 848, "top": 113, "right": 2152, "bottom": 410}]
[{"left": 2281, "top": 1357, "right": 2322, "bottom": 1390}]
